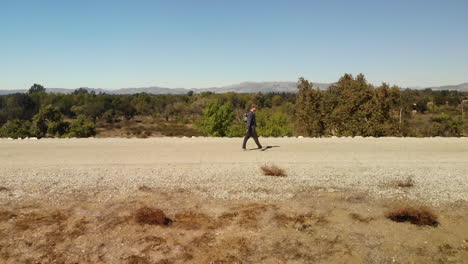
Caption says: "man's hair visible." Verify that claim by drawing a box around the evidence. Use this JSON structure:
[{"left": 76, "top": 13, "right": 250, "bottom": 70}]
[{"left": 250, "top": 104, "right": 258, "bottom": 109}]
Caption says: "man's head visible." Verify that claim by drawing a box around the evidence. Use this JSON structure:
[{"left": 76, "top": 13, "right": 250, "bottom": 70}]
[{"left": 250, "top": 104, "right": 258, "bottom": 112}]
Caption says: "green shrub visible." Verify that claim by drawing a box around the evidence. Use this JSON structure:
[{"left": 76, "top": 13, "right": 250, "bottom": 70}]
[
  {"left": 429, "top": 113, "right": 463, "bottom": 136},
  {"left": 226, "top": 123, "right": 245, "bottom": 137},
  {"left": 257, "top": 109, "right": 293, "bottom": 137},
  {"left": 0, "top": 120, "right": 32, "bottom": 139},
  {"left": 30, "top": 105, "right": 65, "bottom": 138},
  {"left": 197, "top": 101, "right": 235, "bottom": 137},
  {"left": 66, "top": 115, "right": 96, "bottom": 137}
]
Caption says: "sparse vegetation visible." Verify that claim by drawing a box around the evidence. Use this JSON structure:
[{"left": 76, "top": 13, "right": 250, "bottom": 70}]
[
  {"left": 134, "top": 206, "right": 172, "bottom": 226},
  {"left": 1, "top": 191, "right": 466, "bottom": 263},
  {"left": 0, "top": 186, "right": 9, "bottom": 192},
  {"left": 385, "top": 206, "right": 439, "bottom": 227},
  {"left": 260, "top": 164, "right": 286, "bottom": 177}
]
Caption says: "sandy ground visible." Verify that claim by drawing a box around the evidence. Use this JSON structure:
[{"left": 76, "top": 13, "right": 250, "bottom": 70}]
[{"left": 1, "top": 137, "right": 468, "bottom": 263}]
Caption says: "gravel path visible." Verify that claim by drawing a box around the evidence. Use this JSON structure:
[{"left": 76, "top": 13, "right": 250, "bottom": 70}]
[{"left": 1, "top": 137, "right": 467, "bottom": 204}]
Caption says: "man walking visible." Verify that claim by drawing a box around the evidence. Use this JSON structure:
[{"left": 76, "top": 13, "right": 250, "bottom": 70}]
[{"left": 242, "top": 104, "right": 262, "bottom": 150}]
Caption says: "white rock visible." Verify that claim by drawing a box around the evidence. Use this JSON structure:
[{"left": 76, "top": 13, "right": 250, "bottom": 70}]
[{"left": 298, "top": 136, "right": 304, "bottom": 138}]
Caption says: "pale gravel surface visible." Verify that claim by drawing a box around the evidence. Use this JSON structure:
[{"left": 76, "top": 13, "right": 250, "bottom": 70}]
[{"left": 1, "top": 137, "right": 467, "bottom": 204}]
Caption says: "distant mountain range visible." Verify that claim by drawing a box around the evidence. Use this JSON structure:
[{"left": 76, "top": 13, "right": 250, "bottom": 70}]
[
  {"left": 425, "top": 83, "right": 468, "bottom": 92},
  {"left": 0, "top": 82, "right": 467, "bottom": 95}
]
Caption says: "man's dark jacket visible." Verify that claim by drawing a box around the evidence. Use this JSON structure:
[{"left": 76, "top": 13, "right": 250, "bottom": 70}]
[{"left": 245, "top": 111, "right": 257, "bottom": 130}]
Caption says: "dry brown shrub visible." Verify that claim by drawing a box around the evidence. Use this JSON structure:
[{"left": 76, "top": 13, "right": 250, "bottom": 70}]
[
  {"left": 392, "top": 177, "right": 415, "bottom": 188},
  {"left": 260, "top": 164, "right": 286, "bottom": 177},
  {"left": 349, "top": 213, "right": 375, "bottom": 223},
  {"left": 134, "top": 206, "right": 172, "bottom": 226},
  {"left": 385, "top": 206, "right": 439, "bottom": 227}
]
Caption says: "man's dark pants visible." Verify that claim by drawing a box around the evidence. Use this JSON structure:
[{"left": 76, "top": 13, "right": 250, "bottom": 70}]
[{"left": 242, "top": 127, "right": 262, "bottom": 149}]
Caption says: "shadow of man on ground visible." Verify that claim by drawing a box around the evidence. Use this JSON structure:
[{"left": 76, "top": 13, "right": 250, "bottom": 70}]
[{"left": 248, "top": 146, "right": 280, "bottom": 151}]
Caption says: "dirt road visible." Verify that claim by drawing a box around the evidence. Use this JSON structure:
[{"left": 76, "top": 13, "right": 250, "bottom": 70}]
[
  {"left": 1, "top": 137, "right": 467, "bottom": 263},
  {"left": 1, "top": 137, "right": 467, "bottom": 203}
]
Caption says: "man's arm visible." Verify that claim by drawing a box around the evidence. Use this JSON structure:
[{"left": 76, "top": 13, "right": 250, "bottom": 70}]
[{"left": 245, "top": 111, "right": 253, "bottom": 130}]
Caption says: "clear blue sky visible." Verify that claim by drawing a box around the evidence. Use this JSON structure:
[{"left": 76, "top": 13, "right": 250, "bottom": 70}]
[{"left": 1, "top": 0, "right": 467, "bottom": 90}]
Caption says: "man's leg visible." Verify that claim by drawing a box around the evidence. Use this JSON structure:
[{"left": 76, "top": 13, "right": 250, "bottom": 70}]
[
  {"left": 242, "top": 129, "right": 251, "bottom": 149},
  {"left": 251, "top": 129, "right": 262, "bottom": 148}
]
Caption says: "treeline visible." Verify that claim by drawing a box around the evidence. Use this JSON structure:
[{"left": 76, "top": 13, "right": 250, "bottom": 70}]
[{"left": 0, "top": 74, "right": 466, "bottom": 138}]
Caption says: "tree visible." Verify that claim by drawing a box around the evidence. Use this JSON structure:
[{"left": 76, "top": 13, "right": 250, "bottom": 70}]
[
  {"left": 0, "top": 93, "right": 37, "bottom": 123},
  {"left": 294, "top": 77, "right": 325, "bottom": 137},
  {"left": 367, "top": 83, "right": 400, "bottom": 136},
  {"left": 28, "top": 84, "right": 46, "bottom": 94},
  {"left": 0, "top": 120, "right": 32, "bottom": 139},
  {"left": 30, "top": 105, "right": 67, "bottom": 138},
  {"left": 72, "top": 88, "right": 90, "bottom": 95},
  {"left": 257, "top": 109, "right": 293, "bottom": 137},
  {"left": 113, "top": 96, "right": 136, "bottom": 120},
  {"left": 327, "top": 74, "right": 375, "bottom": 136},
  {"left": 67, "top": 115, "right": 96, "bottom": 137},
  {"left": 198, "top": 101, "right": 235, "bottom": 136}
]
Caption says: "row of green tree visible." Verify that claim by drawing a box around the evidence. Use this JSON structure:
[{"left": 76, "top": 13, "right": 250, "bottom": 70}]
[{"left": 0, "top": 75, "right": 466, "bottom": 138}]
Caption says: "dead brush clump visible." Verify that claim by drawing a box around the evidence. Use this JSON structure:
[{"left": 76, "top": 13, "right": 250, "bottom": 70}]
[
  {"left": 260, "top": 164, "right": 286, "bottom": 177},
  {"left": 385, "top": 206, "right": 439, "bottom": 227},
  {"left": 138, "top": 185, "right": 153, "bottom": 192},
  {"left": 134, "top": 206, "right": 172, "bottom": 226}
]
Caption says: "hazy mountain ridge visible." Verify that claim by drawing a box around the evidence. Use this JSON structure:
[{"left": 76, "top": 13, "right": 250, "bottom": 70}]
[
  {"left": 426, "top": 83, "right": 468, "bottom": 92},
  {"left": 0, "top": 82, "right": 467, "bottom": 95}
]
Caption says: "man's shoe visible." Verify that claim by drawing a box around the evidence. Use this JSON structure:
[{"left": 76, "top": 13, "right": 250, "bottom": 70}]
[{"left": 242, "top": 148, "right": 247, "bottom": 151}]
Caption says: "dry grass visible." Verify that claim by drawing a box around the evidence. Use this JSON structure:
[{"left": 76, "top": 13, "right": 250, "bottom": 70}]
[
  {"left": 174, "top": 211, "right": 215, "bottom": 230},
  {"left": 133, "top": 206, "right": 172, "bottom": 226},
  {"left": 349, "top": 213, "right": 375, "bottom": 223},
  {"left": 138, "top": 185, "right": 153, "bottom": 192},
  {"left": 342, "top": 192, "right": 368, "bottom": 203},
  {"left": 392, "top": 177, "right": 415, "bottom": 188},
  {"left": 260, "top": 164, "right": 286, "bottom": 177},
  {"left": 385, "top": 206, "right": 439, "bottom": 227}
]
